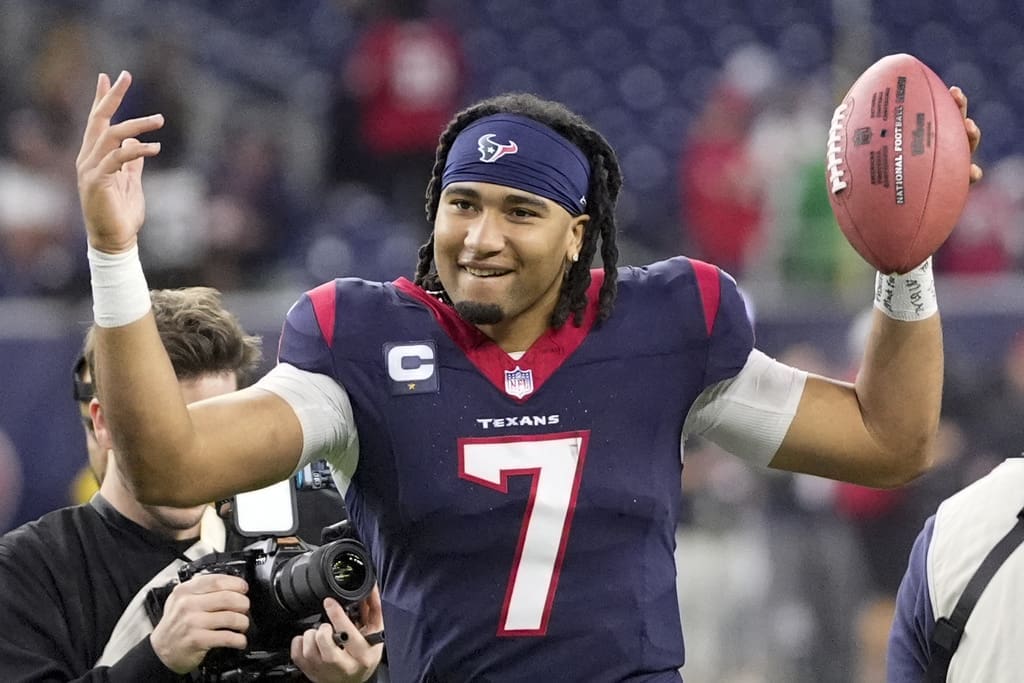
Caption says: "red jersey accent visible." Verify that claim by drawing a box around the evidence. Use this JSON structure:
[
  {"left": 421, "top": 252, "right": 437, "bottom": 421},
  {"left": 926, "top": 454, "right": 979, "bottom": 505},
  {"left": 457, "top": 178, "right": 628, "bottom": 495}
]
[
  {"left": 393, "top": 272, "right": 605, "bottom": 403},
  {"left": 688, "top": 258, "right": 721, "bottom": 336},
  {"left": 308, "top": 281, "right": 338, "bottom": 347}
]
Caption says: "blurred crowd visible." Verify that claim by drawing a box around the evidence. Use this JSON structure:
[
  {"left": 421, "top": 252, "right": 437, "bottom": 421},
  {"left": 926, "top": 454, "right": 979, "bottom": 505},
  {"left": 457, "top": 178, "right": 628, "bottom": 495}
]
[
  {"left": 5, "top": 1, "right": 1024, "bottom": 681},
  {"left": 0, "top": 0, "right": 465, "bottom": 296},
  {"left": 3, "top": 0, "right": 1024, "bottom": 299}
]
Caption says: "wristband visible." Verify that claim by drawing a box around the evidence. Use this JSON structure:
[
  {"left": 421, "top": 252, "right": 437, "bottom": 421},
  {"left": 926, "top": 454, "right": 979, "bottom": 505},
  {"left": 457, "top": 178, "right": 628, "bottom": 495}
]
[
  {"left": 88, "top": 243, "right": 152, "bottom": 328},
  {"left": 873, "top": 257, "right": 937, "bottom": 322}
]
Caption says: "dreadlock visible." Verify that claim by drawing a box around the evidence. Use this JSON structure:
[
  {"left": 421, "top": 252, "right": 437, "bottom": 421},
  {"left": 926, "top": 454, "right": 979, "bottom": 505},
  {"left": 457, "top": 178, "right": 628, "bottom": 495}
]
[{"left": 414, "top": 93, "right": 622, "bottom": 328}]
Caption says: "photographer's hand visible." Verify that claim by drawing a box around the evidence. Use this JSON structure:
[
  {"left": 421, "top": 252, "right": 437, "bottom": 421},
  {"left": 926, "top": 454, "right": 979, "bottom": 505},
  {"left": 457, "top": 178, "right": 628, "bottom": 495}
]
[
  {"left": 291, "top": 589, "right": 384, "bottom": 683},
  {"left": 150, "top": 574, "right": 250, "bottom": 674}
]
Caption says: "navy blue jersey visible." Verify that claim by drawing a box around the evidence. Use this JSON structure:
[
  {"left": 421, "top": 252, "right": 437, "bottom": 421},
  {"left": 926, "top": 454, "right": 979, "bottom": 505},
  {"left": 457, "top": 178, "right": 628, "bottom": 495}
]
[{"left": 278, "top": 257, "right": 753, "bottom": 682}]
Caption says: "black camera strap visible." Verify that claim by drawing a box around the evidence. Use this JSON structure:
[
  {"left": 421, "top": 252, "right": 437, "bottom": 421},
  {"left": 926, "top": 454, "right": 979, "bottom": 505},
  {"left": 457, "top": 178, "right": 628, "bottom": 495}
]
[
  {"left": 144, "top": 582, "right": 175, "bottom": 626},
  {"left": 927, "top": 504, "right": 1024, "bottom": 681}
]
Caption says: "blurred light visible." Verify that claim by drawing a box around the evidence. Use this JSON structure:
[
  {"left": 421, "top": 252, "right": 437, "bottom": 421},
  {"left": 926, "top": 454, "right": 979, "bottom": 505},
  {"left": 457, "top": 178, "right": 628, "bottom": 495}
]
[
  {"left": 553, "top": 67, "right": 607, "bottom": 115},
  {"left": 776, "top": 22, "right": 827, "bottom": 74},
  {"left": 305, "top": 235, "right": 353, "bottom": 284},
  {"left": 522, "top": 26, "right": 573, "bottom": 72},
  {"left": 646, "top": 25, "right": 694, "bottom": 72},
  {"left": 943, "top": 60, "right": 987, "bottom": 103},
  {"left": 584, "top": 27, "right": 637, "bottom": 75},
  {"left": 620, "top": 143, "right": 669, "bottom": 193},
  {"left": 618, "top": 65, "right": 667, "bottom": 112},
  {"left": 910, "top": 21, "right": 962, "bottom": 71}
]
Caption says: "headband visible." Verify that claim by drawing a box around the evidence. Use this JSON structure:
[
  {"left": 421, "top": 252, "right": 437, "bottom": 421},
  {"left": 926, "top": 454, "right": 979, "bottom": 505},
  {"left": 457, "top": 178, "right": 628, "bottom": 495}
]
[{"left": 441, "top": 114, "right": 591, "bottom": 216}]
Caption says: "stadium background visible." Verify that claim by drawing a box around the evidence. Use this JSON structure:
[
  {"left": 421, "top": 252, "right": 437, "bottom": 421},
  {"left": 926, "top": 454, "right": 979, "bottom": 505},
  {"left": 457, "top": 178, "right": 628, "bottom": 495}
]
[{"left": 2, "top": 1, "right": 1024, "bottom": 680}]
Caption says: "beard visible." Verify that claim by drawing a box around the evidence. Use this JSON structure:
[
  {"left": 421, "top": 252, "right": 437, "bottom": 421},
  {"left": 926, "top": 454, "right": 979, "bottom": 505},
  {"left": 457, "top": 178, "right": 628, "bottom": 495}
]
[{"left": 454, "top": 300, "right": 505, "bottom": 325}]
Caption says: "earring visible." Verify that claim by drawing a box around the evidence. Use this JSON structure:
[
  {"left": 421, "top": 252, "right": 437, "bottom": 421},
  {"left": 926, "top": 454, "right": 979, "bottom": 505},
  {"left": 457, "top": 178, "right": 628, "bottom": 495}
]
[{"left": 570, "top": 253, "right": 579, "bottom": 263}]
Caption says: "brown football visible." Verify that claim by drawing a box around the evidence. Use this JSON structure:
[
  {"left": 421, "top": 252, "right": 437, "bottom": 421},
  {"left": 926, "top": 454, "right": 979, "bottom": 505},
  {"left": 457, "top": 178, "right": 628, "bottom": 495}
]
[{"left": 826, "top": 53, "right": 971, "bottom": 274}]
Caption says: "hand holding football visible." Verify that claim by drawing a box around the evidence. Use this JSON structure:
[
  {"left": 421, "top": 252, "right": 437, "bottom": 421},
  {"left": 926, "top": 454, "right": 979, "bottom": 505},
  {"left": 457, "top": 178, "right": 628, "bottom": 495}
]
[{"left": 825, "top": 53, "right": 971, "bottom": 274}]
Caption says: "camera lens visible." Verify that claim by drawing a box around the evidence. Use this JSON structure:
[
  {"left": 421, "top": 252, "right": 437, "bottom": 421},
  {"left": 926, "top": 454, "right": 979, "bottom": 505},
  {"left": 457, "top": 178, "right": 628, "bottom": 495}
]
[
  {"left": 272, "top": 539, "right": 374, "bottom": 617},
  {"left": 331, "top": 551, "right": 368, "bottom": 593}
]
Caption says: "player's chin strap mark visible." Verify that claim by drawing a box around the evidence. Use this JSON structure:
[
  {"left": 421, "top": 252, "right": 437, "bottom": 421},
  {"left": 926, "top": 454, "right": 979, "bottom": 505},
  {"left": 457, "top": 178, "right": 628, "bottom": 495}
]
[{"left": 827, "top": 102, "right": 849, "bottom": 194}]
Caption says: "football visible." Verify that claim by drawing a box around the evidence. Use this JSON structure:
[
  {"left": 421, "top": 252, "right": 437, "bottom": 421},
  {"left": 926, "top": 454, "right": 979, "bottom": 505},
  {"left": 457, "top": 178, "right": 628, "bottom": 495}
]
[{"left": 825, "top": 53, "right": 971, "bottom": 274}]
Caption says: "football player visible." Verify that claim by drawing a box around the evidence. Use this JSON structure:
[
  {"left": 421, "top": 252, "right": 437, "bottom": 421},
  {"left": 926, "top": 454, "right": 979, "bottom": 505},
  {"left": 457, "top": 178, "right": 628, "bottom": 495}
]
[{"left": 75, "top": 70, "right": 981, "bottom": 681}]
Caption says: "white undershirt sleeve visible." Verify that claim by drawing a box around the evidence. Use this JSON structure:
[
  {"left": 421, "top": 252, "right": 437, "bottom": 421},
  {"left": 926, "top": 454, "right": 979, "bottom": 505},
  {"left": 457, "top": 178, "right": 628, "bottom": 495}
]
[
  {"left": 251, "top": 363, "right": 360, "bottom": 493},
  {"left": 683, "top": 349, "right": 807, "bottom": 466}
]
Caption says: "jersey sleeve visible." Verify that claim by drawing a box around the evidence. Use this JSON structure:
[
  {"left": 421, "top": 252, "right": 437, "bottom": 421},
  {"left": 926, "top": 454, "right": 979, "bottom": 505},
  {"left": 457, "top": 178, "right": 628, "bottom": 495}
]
[
  {"left": 887, "top": 514, "right": 937, "bottom": 679},
  {"left": 277, "top": 281, "right": 338, "bottom": 376},
  {"left": 261, "top": 282, "right": 360, "bottom": 480},
  {"left": 701, "top": 265, "right": 755, "bottom": 388}
]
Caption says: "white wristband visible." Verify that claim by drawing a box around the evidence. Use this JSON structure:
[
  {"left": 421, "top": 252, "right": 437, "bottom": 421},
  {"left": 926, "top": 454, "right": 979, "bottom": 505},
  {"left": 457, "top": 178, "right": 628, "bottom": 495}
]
[
  {"left": 88, "top": 243, "right": 152, "bottom": 328},
  {"left": 873, "top": 257, "right": 937, "bottom": 321}
]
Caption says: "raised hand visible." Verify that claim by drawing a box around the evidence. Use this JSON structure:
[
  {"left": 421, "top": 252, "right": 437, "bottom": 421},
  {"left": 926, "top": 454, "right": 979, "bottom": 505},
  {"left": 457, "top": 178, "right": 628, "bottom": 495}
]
[
  {"left": 150, "top": 573, "right": 250, "bottom": 674},
  {"left": 75, "top": 71, "right": 164, "bottom": 253},
  {"left": 291, "top": 590, "right": 385, "bottom": 683}
]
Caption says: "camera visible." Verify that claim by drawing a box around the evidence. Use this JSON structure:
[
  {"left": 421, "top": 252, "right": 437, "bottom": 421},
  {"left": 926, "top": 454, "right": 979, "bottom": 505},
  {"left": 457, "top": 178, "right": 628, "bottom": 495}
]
[{"left": 168, "top": 461, "right": 375, "bottom": 681}]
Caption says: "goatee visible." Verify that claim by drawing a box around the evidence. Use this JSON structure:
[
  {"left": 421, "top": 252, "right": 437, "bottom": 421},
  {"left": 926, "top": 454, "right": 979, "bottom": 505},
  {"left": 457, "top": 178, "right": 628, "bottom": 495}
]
[{"left": 454, "top": 301, "right": 505, "bottom": 325}]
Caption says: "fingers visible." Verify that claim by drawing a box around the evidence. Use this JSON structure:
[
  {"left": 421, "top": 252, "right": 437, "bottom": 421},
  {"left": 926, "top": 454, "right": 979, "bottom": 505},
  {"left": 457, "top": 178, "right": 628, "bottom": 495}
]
[
  {"left": 292, "top": 625, "right": 360, "bottom": 682},
  {"left": 323, "top": 595, "right": 384, "bottom": 647},
  {"left": 323, "top": 596, "right": 358, "bottom": 632},
  {"left": 359, "top": 587, "right": 385, "bottom": 632},
  {"left": 165, "top": 575, "right": 251, "bottom": 624},
  {"left": 89, "top": 73, "right": 111, "bottom": 116},
  {"left": 151, "top": 576, "right": 251, "bottom": 673},
  {"left": 184, "top": 609, "right": 251, "bottom": 640},
  {"left": 80, "top": 71, "right": 131, "bottom": 156},
  {"left": 314, "top": 622, "right": 348, "bottom": 660},
  {"left": 82, "top": 116, "right": 164, "bottom": 176},
  {"left": 93, "top": 136, "right": 162, "bottom": 178},
  {"left": 290, "top": 598, "right": 383, "bottom": 681},
  {"left": 177, "top": 572, "right": 249, "bottom": 596},
  {"left": 78, "top": 70, "right": 165, "bottom": 175},
  {"left": 950, "top": 85, "right": 968, "bottom": 119},
  {"left": 950, "top": 85, "right": 984, "bottom": 184}
]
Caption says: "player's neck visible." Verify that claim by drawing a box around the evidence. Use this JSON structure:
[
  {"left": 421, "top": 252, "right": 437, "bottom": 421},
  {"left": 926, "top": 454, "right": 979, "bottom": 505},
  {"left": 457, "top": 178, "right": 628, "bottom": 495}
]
[
  {"left": 473, "top": 280, "right": 561, "bottom": 353},
  {"left": 475, "top": 314, "right": 547, "bottom": 354}
]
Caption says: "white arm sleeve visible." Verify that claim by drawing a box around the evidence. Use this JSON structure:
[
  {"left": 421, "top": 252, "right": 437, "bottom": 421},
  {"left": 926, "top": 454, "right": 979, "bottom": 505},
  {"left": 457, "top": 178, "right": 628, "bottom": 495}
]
[
  {"left": 683, "top": 349, "right": 807, "bottom": 466},
  {"left": 251, "top": 363, "right": 359, "bottom": 492}
]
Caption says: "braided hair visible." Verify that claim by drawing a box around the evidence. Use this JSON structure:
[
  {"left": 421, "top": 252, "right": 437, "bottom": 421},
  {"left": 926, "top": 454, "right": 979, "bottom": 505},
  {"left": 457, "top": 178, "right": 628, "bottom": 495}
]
[{"left": 414, "top": 93, "right": 622, "bottom": 328}]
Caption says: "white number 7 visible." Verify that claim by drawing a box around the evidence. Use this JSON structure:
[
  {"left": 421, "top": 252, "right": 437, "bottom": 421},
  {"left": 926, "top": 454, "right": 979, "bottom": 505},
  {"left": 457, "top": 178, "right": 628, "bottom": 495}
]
[{"left": 459, "top": 431, "right": 590, "bottom": 635}]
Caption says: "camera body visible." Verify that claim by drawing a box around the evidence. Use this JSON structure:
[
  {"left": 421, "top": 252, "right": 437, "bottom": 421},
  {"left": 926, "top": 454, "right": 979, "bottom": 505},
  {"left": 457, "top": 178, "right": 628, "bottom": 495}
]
[{"left": 173, "top": 462, "right": 374, "bottom": 680}]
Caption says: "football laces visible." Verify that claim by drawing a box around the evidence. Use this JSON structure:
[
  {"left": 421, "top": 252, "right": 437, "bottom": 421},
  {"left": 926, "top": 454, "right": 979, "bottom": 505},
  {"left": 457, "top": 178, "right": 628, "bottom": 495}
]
[{"left": 827, "top": 102, "right": 849, "bottom": 194}]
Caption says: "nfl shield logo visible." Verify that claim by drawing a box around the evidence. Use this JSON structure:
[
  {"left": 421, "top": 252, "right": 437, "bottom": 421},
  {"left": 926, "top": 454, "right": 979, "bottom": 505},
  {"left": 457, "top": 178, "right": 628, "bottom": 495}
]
[{"left": 504, "top": 366, "right": 534, "bottom": 399}]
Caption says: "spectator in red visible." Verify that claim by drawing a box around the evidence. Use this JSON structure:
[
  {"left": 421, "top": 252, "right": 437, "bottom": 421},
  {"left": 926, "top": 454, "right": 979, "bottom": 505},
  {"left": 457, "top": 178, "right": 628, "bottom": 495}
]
[
  {"left": 934, "top": 155, "right": 1024, "bottom": 274},
  {"left": 333, "top": 0, "right": 465, "bottom": 226},
  {"left": 678, "top": 84, "right": 763, "bottom": 277}
]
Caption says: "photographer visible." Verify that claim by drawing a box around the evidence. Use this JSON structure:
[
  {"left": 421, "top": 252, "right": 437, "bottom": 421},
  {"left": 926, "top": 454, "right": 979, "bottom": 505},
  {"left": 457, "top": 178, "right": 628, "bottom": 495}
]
[{"left": 0, "top": 287, "right": 382, "bottom": 682}]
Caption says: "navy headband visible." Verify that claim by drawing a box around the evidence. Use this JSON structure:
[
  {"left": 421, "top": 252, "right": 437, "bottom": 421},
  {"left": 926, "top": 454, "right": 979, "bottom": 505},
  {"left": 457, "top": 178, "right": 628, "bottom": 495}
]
[{"left": 441, "top": 114, "right": 591, "bottom": 216}]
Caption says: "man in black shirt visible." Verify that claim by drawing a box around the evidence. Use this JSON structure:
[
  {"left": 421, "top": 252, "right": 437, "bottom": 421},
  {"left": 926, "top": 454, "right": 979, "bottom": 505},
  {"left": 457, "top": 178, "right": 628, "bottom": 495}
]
[{"left": 0, "top": 287, "right": 382, "bottom": 682}]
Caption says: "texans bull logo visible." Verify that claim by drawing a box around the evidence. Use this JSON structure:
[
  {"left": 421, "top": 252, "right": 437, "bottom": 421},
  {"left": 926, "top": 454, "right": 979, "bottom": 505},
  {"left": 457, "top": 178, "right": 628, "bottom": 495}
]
[{"left": 477, "top": 133, "right": 518, "bottom": 163}]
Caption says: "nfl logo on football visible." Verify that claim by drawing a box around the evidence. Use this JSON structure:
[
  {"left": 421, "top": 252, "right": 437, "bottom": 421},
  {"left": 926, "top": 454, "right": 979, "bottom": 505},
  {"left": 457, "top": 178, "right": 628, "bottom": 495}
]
[{"left": 504, "top": 366, "right": 534, "bottom": 399}]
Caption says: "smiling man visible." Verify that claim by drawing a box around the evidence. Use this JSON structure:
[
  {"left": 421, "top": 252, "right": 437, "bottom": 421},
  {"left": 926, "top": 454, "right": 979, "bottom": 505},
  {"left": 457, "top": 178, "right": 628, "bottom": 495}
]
[{"left": 75, "top": 72, "right": 981, "bottom": 682}]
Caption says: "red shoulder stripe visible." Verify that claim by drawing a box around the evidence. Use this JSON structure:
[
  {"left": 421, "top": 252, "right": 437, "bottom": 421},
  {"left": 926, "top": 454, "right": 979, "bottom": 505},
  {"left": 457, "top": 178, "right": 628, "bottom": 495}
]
[
  {"left": 688, "top": 259, "right": 720, "bottom": 336},
  {"left": 308, "top": 281, "right": 337, "bottom": 347}
]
